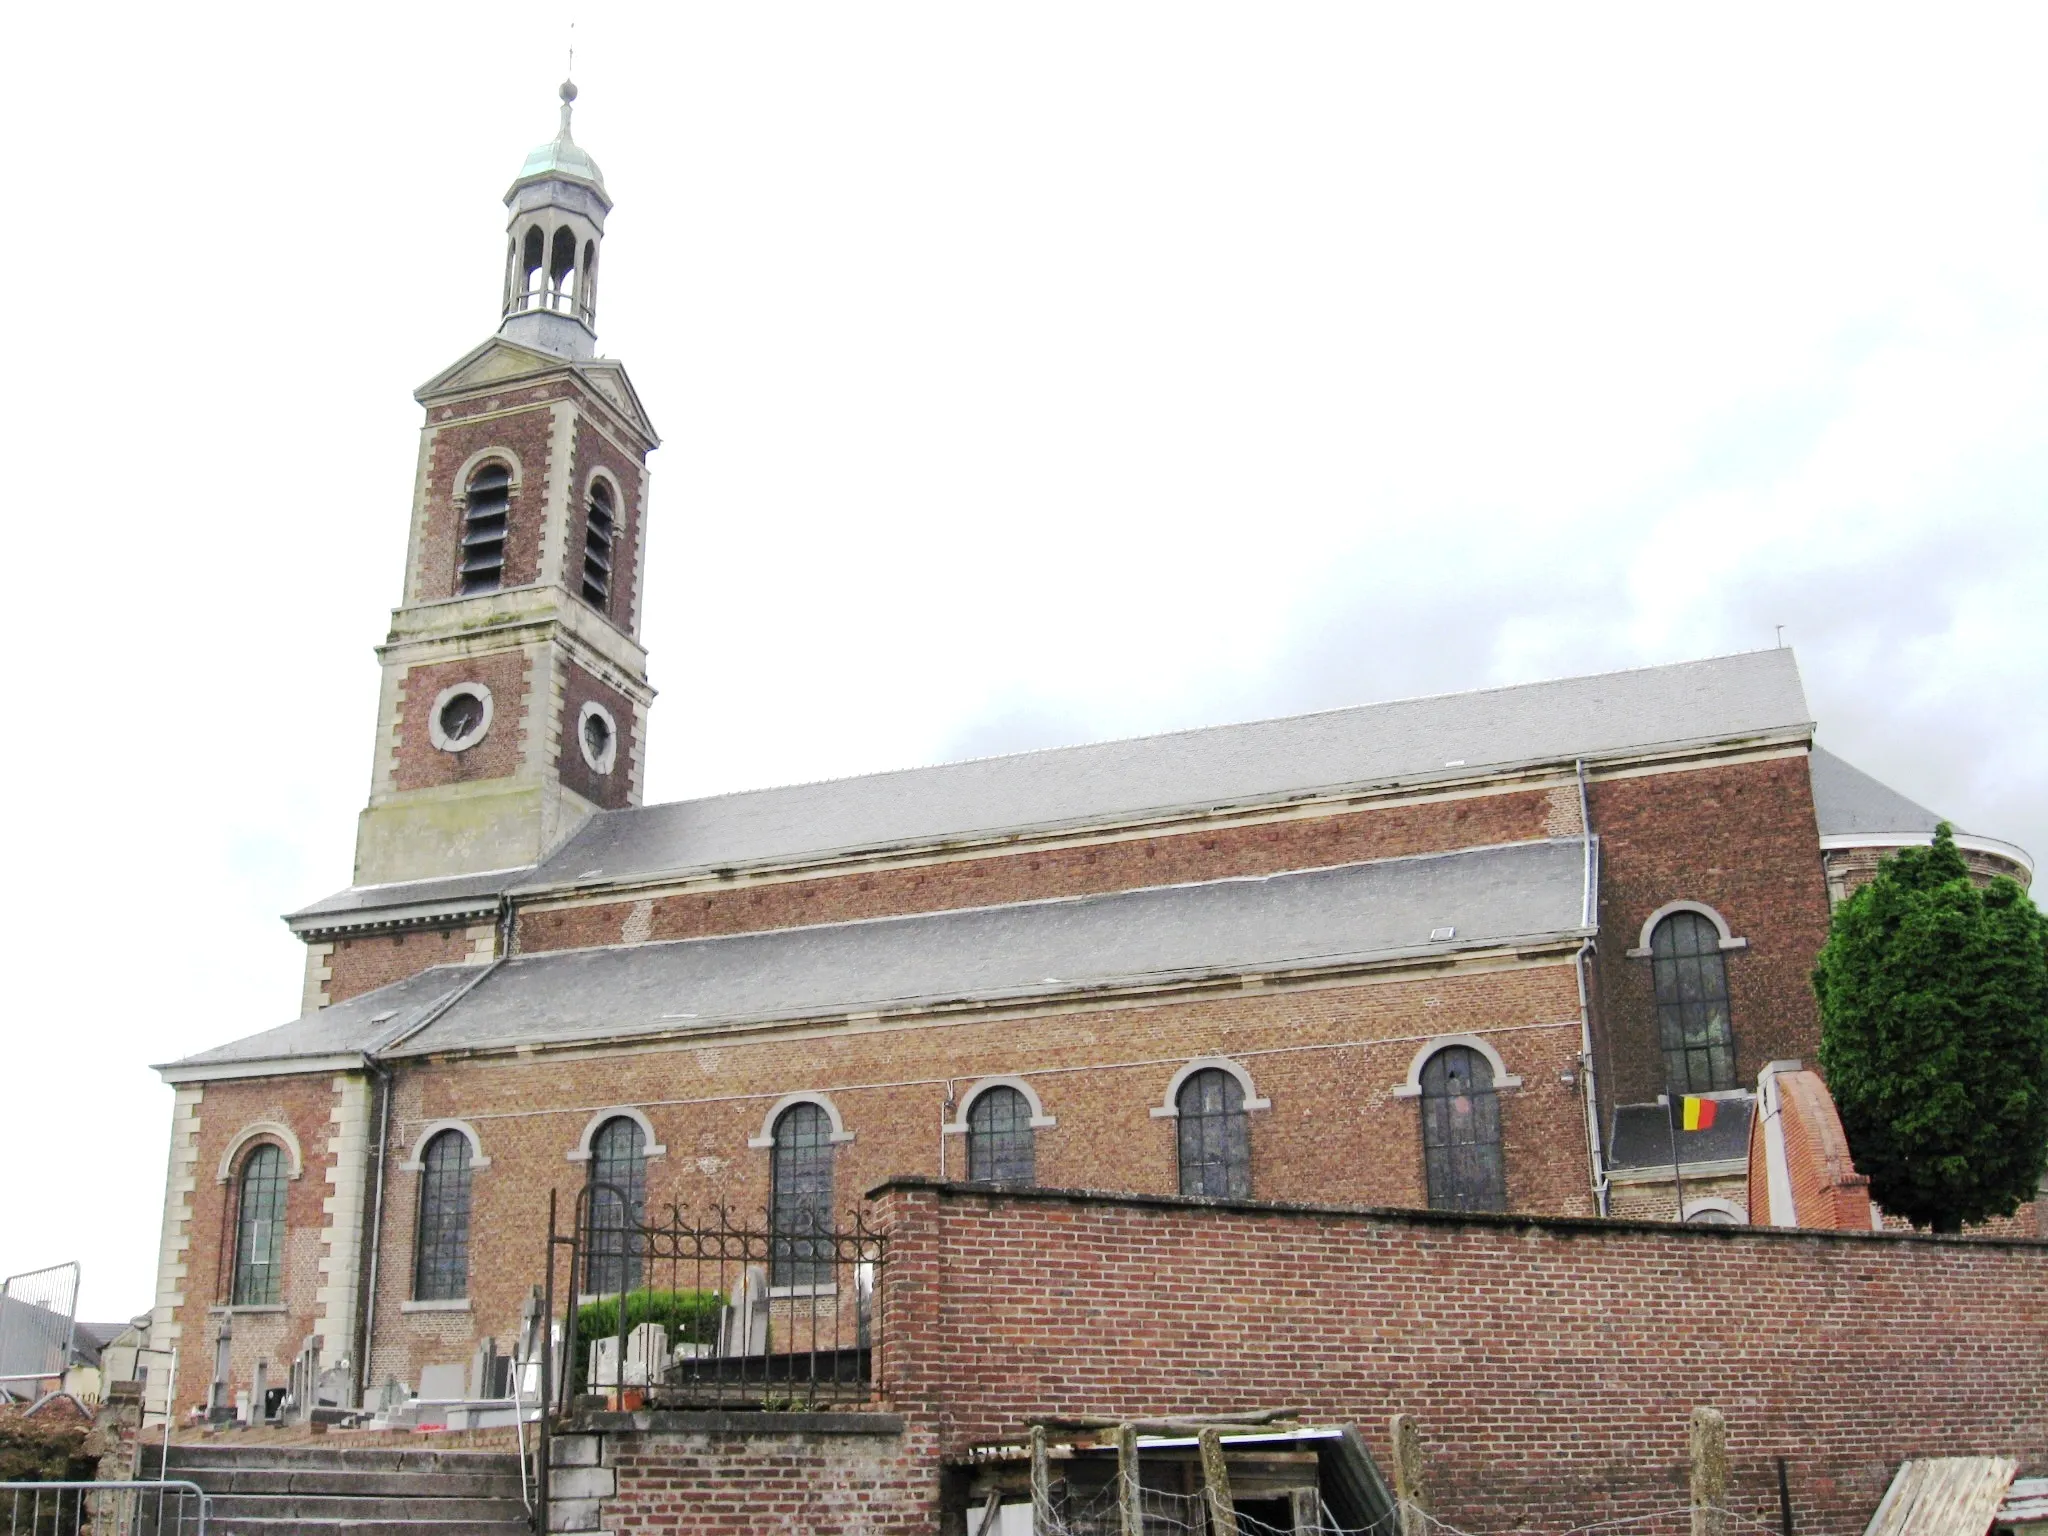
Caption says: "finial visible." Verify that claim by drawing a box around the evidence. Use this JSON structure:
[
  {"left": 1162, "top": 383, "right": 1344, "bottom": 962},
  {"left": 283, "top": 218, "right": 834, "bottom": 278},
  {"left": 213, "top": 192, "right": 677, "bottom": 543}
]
[{"left": 558, "top": 78, "right": 577, "bottom": 136}]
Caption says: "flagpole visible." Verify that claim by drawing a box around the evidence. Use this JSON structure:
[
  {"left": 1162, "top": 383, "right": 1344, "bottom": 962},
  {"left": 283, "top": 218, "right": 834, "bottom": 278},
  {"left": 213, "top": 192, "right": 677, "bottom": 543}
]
[{"left": 1665, "top": 1082, "right": 1689, "bottom": 1222}]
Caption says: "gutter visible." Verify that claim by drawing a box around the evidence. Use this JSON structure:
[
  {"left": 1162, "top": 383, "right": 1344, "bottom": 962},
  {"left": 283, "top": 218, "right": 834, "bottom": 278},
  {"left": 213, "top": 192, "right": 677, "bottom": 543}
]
[{"left": 1575, "top": 759, "right": 1611, "bottom": 1217}]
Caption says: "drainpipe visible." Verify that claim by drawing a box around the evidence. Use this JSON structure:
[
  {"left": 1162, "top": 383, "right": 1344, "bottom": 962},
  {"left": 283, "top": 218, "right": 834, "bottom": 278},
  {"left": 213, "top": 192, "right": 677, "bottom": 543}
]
[
  {"left": 1575, "top": 759, "right": 1611, "bottom": 1216},
  {"left": 354, "top": 899, "right": 515, "bottom": 1407},
  {"left": 354, "top": 1059, "right": 392, "bottom": 1407}
]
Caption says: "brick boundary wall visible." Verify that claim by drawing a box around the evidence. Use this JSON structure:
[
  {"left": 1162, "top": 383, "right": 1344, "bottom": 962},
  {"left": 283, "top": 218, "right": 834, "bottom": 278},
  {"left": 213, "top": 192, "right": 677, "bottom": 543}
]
[{"left": 869, "top": 1179, "right": 2048, "bottom": 1536}]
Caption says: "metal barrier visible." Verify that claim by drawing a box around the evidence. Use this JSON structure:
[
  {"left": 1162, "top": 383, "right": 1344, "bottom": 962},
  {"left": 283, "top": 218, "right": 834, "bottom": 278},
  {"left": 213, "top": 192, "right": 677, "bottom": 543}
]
[{"left": 0, "top": 1480, "right": 208, "bottom": 1536}]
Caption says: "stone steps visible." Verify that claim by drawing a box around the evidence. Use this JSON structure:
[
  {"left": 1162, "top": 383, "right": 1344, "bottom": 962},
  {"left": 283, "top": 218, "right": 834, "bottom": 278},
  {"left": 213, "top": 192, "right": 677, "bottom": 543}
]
[{"left": 141, "top": 1442, "right": 532, "bottom": 1536}]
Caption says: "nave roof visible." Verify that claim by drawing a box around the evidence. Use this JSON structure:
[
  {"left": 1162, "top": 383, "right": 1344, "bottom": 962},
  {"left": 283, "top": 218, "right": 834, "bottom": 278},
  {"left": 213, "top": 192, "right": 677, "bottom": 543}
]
[{"left": 177, "top": 837, "right": 1592, "bottom": 1078}]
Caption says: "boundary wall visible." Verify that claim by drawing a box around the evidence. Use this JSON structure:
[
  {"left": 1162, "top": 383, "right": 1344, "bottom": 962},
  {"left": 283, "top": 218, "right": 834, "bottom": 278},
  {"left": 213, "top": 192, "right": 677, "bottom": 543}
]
[{"left": 869, "top": 1179, "right": 2048, "bottom": 1536}]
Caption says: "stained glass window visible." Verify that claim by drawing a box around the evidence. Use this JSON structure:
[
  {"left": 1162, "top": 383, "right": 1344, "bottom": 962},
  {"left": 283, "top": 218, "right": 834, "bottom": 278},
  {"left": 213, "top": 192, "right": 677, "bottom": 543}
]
[
  {"left": 966, "top": 1086, "right": 1035, "bottom": 1186},
  {"left": 1651, "top": 911, "right": 1737, "bottom": 1093},
  {"left": 770, "top": 1103, "right": 835, "bottom": 1287},
  {"left": 413, "top": 1130, "right": 473, "bottom": 1302},
  {"left": 231, "top": 1144, "right": 288, "bottom": 1306}
]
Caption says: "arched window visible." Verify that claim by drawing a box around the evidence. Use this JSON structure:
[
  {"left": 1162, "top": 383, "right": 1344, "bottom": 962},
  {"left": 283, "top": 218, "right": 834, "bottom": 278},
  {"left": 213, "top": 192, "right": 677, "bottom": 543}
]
[
  {"left": 231, "top": 1144, "right": 288, "bottom": 1306},
  {"left": 458, "top": 462, "right": 512, "bottom": 595},
  {"left": 770, "top": 1103, "right": 835, "bottom": 1286},
  {"left": 520, "top": 226, "right": 545, "bottom": 305},
  {"left": 1177, "top": 1068, "right": 1251, "bottom": 1199},
  {"left": 412, "top": 1129, "right": 473, "bottom": 1302},
  {"left": 550, "top": 226, "right": 579, "bottom": 311},
  {"left": 966, "top": 1086, "right": 1035, "bottom": 1185},
  {"left": 1650, "top": 910, "right": 1737, "bottom": 1093},
  {"left": 585, "top": 1116, "right": 646, "bottom": 1295},
  {"left": 1420, "top": 1045, "right": 1506, "bottom": 1212},
  {"left": 581, "top": 480, "right": 616, "bottom": 611}
]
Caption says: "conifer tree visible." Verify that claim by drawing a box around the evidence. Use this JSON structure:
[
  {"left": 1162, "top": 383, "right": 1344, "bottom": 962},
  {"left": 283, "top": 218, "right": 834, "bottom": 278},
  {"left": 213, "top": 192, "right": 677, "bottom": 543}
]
[{"left": 1814, "top": 824, "right": 2048, "bottom": 1232}]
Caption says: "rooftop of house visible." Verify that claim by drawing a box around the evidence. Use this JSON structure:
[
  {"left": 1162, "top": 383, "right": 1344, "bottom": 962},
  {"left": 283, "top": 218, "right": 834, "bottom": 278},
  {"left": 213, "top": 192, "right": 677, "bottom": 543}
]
[{"left": 175, "top": 837, "right": 1594, "bottom": 1076}]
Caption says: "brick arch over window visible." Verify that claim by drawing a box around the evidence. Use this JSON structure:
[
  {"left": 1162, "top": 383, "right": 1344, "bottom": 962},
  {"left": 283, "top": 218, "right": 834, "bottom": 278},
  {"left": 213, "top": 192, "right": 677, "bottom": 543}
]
[
  {"left": 565, "top": 1106, "right": 666, "bottom": 1162},
  {"left": 1390, "top": 1034, "right": 1524, "bottom": 1099},
  {"left": 748, "top": 1092, "right": 855, "bottom": 1150},
  {"left": 1626, "top": 900, "right": 1747, "bottom": 957},
  {"left": 215, "top": 1121, "right": 304, "bottom": 1184},
  {"left": 1148, "top": 1057, "right": 1272, "bottom": 1120},
  {"left": 942, "top": 1076, "right": 1057, "bottom": 1134},
  {"left": 400, "top": 1118, "right": 491, "bottom": 1171}
]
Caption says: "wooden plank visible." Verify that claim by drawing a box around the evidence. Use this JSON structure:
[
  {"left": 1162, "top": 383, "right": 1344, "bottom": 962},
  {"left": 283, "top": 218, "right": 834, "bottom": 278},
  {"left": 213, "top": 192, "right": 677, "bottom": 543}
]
[{"left": 1865, "top": 1458, "right": 2018, "bottom": 1536}]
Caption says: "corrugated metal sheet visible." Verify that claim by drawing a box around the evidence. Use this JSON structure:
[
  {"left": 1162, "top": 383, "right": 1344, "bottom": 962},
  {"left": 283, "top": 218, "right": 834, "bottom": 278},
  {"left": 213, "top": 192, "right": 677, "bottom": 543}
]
[{"left": 1864, "top": 1458, "right": 2016, "bottom": 1536}]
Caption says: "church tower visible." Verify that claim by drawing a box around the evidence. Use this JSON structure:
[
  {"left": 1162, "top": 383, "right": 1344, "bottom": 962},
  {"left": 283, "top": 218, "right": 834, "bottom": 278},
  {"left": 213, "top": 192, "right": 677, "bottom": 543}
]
[{"left": 353, "top": 83, "right": 658, "bottom": 886}]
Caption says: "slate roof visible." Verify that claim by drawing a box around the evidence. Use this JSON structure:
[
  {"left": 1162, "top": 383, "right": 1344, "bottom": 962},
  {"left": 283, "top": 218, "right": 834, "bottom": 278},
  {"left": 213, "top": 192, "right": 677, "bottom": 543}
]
[
  {"left": 172, "top": 838, "right": 1591, "bottom": 1074},
  {"left": 1607, "top": 1096, "right": 1755, "bottom": 1171},
  {"left": 520, "top": 650, "right": 1808, "bottom": 895},
  {"left": 1808, "top": 746, "right": 1947, "bottom": 838},
  {"left": 287, "top": 865, "right": 534, "bottom": 928}
]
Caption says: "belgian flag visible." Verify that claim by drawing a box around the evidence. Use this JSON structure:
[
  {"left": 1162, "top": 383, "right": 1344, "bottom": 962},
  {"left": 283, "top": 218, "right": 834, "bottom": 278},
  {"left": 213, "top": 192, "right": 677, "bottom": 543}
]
[{"left": 1678, "top": 1095, "right": 1717, "bottom": 1132}]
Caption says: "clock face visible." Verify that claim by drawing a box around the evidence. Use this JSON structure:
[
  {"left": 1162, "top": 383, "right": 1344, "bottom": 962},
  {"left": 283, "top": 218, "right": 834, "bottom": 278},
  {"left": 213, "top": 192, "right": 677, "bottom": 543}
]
[{"left": 439, "top": 692, "right": 486, "bottom": 746}]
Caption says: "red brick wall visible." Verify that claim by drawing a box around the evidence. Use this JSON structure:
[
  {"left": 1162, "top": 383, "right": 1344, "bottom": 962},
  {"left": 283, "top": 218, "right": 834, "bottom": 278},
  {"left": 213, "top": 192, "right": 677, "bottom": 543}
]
[
  {"left": 414, "top": 390, "right": 562, "bottom": 601},
  {"left": 516, "top": 786, "right": 1572, "bottom": 952},
  {"left": 565, "top": 417, "right": 647, "bottom": 633},
  {"left": 599, "top": 1419, "right": 936, "bottom": 1535},
  {"left": 557, "top": 660, "right": 638, "bottom": 811},
  {"left": 393, "top": 651, "right": 530, "bottom": 792},
  {"left": 352, "top": 960, "right": 1586, "bottom": 1391},
  {"left": 873, "top": 1181, "right": 2048, "bottom": 1536},
  {"left": 327, "top": 928, "right": 478, "bottom": 1005},
  {"left": 1591, "top": 756, "right": 1834, "bottom": 1108},
  {"left": 172, "top": 1076, "right": 341, "bottom": 1417}
]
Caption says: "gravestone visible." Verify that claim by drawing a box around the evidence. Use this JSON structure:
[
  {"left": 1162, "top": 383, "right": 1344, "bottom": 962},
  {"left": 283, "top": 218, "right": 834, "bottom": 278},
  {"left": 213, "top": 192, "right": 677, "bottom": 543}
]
[
  {"left": 589, "top": 1336, "right": 621, "bottom": 1390},
  {"left": 419, "top": 1362, "right": 468, "bottom": 1401},
  {"left": 718, "top": 1266, "right": 769, "bottom": 1357},
  {"left": 624, "top": 1322, "right": 668, "bottom": 1385}
]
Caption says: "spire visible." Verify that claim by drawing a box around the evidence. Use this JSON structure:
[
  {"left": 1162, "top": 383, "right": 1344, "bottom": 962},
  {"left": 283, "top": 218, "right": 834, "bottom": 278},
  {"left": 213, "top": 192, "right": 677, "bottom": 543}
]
[{"left": 498, "top": 81, "right": 612, "bottom": 361}]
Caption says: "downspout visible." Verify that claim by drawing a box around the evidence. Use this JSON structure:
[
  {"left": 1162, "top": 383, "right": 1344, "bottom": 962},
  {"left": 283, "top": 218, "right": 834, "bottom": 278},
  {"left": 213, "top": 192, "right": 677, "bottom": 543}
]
[
  {"left": 1576, "top": 759, "right": 1611, "bottom": 1216},
  {"left": 354, "top": 897, "right": 516, "bottom": 1407}
]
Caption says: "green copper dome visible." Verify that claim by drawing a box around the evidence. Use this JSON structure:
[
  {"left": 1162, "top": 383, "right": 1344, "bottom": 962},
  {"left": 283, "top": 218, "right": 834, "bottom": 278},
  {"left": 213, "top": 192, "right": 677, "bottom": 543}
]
[{"left": 514, "top": 81, "right": 605, "bottom": 191}]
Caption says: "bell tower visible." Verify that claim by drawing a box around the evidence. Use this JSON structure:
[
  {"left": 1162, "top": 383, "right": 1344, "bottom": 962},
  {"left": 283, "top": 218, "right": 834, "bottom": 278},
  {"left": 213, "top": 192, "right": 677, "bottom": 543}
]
[{"left": 351, "top": 83, "right": 659, "bottom": 886}]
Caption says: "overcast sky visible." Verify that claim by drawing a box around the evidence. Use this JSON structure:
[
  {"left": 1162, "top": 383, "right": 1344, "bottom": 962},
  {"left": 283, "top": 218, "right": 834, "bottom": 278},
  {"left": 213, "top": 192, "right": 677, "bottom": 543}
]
[{"left": 6, "top": 4, "right": 2047, "bottom": 1317}]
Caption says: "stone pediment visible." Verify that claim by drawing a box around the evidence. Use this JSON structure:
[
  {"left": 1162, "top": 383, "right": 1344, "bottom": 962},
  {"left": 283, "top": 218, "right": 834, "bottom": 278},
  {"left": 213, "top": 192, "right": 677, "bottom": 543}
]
[{"left": 416, "top": 338, "right": 659, "bottom": 444}]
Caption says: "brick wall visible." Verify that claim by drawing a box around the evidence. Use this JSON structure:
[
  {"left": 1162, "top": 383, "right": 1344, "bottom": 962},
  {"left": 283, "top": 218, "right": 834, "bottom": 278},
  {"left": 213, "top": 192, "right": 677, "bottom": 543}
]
[
  {"left": 565, "top": 417, "right": 647, "bottom": 634},
  {"left": 349, "top": 958, "right": 1586, "bottom": 1391},
  {"left": 1591, "top": 755, "right": 1835, "bottom": 1108},
  {"left": 169, "top": 1075, "right": 346, "bottom": 1417},
  {"left": 556, "top": 660, "right": 638, "bottom": 811},
  {"left": 393, "top": 651, "right": 531, "bottom": 792},
  {"left": 326, "top": 924, "right": 489, "bottom": 1005},
  {"left": 414, "top": 391, "right": 562, "bottom": 601},
  {"left": 581, "top": 1414, "right": 936, "bottom": 1535},
  {"left": 516, "top": 784, "right": 1576, "bottom": 952},
  {"left": 873, "top": 1181, "right": 2048, "bottom": 1536}
]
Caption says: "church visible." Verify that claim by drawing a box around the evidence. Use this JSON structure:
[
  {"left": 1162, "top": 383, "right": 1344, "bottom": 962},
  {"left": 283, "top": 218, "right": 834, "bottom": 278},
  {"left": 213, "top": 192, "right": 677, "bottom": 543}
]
[{"left": 147, "top": 86, "right": 2034, "bottom": 1419}]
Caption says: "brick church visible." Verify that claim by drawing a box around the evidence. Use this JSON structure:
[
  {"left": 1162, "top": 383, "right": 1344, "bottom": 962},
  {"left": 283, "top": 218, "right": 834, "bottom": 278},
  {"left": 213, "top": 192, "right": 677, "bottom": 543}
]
[{"left": 148, "top": 87, "right": 2034, "bottom": 1418}]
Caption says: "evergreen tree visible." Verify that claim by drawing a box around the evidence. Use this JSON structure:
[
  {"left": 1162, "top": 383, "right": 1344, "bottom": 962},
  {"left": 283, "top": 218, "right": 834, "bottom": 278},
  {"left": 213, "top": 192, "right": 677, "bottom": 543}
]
[{"left": 1814, "top": 824, "right": 2048, "bottom": 1232}]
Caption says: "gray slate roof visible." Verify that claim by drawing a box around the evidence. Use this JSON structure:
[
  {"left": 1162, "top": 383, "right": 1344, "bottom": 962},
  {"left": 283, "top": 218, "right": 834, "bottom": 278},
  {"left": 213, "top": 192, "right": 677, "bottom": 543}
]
[
  {"left": 287, "top": 865, "right": 534, "bottom": 927},
  {"left": 164, "top": 965, "right": 475, "bottom": 1072},
  {"left": 1808, "top": 746, "right": 1946, "bottom": 838},
  {"left": 1608, "top": 1096, "right": 1755, "bottom": 1171},
  {"left": 176, "top": 838, "right": 1591, "bottom": 1072},
  {"left": 521, "top": 650, "right": 1808, "bottom": 894}
]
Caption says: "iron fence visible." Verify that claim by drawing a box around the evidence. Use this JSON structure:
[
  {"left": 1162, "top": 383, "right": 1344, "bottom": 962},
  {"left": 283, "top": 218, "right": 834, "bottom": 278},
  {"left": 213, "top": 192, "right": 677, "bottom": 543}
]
[
  {"left": 0, "top": 1481, "right": 208, "bottom": 1536},
  {"left": 542, "top": 1185, "right": 886, "bottom": 1416}
]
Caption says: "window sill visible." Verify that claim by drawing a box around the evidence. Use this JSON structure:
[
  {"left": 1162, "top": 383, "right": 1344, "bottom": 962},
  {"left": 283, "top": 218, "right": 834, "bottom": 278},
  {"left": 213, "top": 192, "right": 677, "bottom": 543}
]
[
  {"left": 208, "top": 1304, "right": 287, "bottom": 1316},
  {"left": 401, "top": 1298, "right": 471, "bottom": 1313}
]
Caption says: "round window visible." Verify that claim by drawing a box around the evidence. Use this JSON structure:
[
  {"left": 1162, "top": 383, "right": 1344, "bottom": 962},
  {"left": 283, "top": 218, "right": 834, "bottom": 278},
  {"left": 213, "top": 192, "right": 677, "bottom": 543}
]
[
  {"left": 578, "top": 700, "right": 620, "bottom": 774},
  {"left": 428, "top": 683, "right": 494, "bottom": 753}
]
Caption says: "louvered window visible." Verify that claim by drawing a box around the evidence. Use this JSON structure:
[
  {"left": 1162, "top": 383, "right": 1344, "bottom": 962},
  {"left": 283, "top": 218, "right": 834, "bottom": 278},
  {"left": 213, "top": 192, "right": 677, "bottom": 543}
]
[
  {"left": 1177, "top": 1068, "right": 1251, "bottom": 1199},
  {"left": 1420, "top": 1045, "right": 1507, "bottom": 1212},
  {"left": 581, "top": 480, "right": 616, "bottom": 610},
  {"left": 412, "top": 1130, "right": 473, "bottom": 1302},
  {"left": 770, "top": 1103, "right": 835, "bottom": 1287},
  {"left": 459, "top": 463, "right": 512, "bottom": 595},
  {"left": 231, "top": 1144, "right": 288, "bottom": 1306},
  {"left": 585, "top": 1117, "right": 646, "bottom": 1295},
  {"left": 966, "top": 1086, "right": 1035, "bottom": 1186}
]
